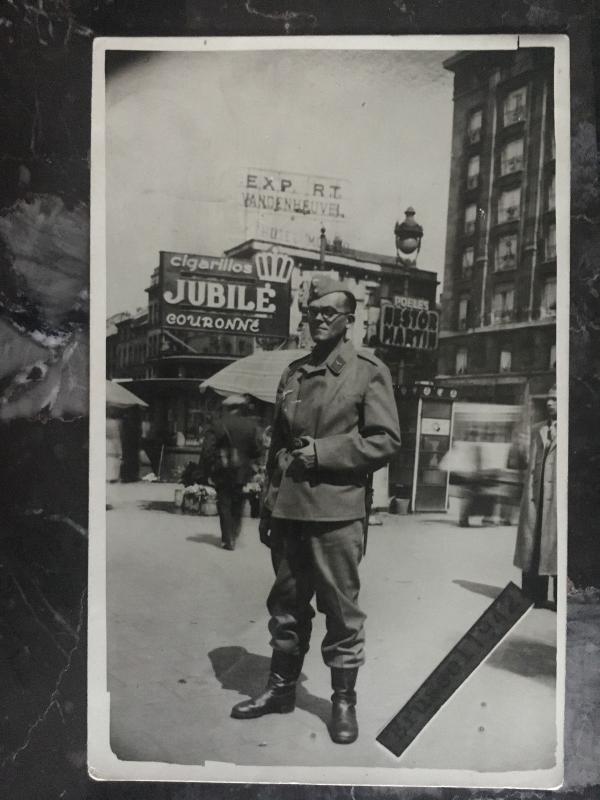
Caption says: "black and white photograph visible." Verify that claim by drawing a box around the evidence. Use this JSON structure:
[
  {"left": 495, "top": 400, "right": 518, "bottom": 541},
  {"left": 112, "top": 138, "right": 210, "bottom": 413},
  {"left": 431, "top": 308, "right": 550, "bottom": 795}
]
[{"left": 89, "top": 36, "right": 569, "bottom": 786}]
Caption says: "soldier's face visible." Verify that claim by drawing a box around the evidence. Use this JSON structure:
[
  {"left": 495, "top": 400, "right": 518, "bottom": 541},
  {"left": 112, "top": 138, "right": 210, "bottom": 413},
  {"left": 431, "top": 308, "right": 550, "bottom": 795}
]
[
  {"left": 308, "top": 292, "right": 352, "bottom": 343},
  {"left": 547, "top": 395, "right": 557, "bottom": 420}
]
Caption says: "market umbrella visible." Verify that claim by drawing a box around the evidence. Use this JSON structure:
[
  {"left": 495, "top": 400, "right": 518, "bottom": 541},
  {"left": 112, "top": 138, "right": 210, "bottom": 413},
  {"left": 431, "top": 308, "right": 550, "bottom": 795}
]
[
  {"left": 106, "top": 380, "right": 148, "bottom": 408},
  {"left": 200, "top": 349, "right": 311, "bottom": 404}
]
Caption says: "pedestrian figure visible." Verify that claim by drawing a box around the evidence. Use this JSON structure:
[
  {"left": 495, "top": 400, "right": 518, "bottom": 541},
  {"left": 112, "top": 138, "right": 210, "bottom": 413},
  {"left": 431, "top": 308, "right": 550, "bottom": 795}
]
[
  {"left": 230, "top": 276, "right": 401, "bottom": 745},
  {"left": 106, "top": 409, "right": 123, "bottom": 483},
  {"left": 514, "top": 385, "right": 558, "bottom": 610},
  {"left": 208, "top": 395, "right": 262, "bottom": 551},
  {"left": 456, "top": 429, "right": 494, "bottom": 527}
]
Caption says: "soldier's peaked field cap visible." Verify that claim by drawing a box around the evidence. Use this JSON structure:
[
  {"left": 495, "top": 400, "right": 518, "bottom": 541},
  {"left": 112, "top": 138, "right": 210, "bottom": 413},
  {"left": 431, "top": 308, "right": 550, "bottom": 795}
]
[{"left": 308, "top": 275, "right": 356, "bottom": 312}]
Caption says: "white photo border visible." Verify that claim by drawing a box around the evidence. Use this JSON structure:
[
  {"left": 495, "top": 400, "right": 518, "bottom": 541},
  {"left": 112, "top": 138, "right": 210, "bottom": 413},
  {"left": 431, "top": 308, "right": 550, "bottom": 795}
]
[{"left": 89, "top": 33, "right": 569, "bottom": 788}]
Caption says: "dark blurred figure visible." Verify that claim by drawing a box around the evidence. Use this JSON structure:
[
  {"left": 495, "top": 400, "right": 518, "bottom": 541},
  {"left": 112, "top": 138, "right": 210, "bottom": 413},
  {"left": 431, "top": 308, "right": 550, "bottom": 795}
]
[
  {"left": 514, "top": 386, "right": 558, "bottom": 610},
  {"left": 207, "top": 396, "right": 262, "bottom": 551}
]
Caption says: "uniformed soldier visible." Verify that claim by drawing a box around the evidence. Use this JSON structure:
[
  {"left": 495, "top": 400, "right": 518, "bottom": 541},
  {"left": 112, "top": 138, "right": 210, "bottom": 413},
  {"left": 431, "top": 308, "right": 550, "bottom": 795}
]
[{"left": 231, "top": 276, "right": 401, "bottom": 744}]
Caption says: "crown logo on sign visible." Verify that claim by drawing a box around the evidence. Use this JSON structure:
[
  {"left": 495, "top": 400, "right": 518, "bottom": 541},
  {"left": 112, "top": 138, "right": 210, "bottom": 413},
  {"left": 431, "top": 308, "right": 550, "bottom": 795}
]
[{"left": 254, "top": 251, "right": 295, "bottom": 284}]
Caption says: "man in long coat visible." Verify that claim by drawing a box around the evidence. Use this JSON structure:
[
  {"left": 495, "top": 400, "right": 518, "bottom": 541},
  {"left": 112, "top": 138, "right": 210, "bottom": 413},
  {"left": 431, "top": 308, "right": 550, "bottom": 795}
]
[
  {"left": 230, "top": 276, "right": 402, "bottom": 744},
  {"left": 514, "top": 385, "right": 557, "bottom": 609}
]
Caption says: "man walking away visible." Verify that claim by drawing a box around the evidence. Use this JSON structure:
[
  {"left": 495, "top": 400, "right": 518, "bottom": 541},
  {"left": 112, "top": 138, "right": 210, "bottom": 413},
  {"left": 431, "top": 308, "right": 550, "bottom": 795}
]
[{"left": 209, "top": 395, "right": 262, "bottom": 551}]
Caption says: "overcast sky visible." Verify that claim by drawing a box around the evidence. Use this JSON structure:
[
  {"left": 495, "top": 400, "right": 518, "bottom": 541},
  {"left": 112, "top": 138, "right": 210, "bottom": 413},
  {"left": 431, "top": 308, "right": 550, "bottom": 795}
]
[{"left": 105, "top": 48, "right": 455, "bottom": 316}]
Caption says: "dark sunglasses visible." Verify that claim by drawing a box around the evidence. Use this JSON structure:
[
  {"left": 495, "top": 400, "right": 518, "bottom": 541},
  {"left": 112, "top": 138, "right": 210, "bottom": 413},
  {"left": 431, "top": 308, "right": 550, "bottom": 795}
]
[{"left": 307, "top": 306, "right": 349, "bottom": 323}]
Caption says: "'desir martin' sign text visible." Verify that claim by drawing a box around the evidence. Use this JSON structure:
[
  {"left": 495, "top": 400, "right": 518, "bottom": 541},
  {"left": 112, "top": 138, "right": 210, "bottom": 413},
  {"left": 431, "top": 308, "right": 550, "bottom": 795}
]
[{"left": 379, "top": 296, "right": 439, "bottom": 351}]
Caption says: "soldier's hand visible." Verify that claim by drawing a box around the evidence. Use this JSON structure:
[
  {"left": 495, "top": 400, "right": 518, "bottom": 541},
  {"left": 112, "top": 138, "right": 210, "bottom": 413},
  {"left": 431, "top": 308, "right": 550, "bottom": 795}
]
[
  {"left": 258, "top": 515, "right": 272, "bottom": 548},
  {"left": 290, "top": 436, "right": 316, "bottom": 470}
]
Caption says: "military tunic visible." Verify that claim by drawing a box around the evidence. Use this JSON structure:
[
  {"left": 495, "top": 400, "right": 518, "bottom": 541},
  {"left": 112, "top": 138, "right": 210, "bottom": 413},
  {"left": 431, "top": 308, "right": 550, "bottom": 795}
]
[
  {"left": 267, "top": 339, "right": 401, "bottom": 521},
  {"left": 263, "top": 338, "right": 401, "bottom": 668}
]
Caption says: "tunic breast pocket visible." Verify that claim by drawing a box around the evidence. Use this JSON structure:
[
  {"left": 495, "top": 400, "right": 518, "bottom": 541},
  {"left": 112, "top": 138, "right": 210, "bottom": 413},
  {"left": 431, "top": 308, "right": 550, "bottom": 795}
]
[{"left": 334, "top": 390, "right": 364, "bottom": 417}]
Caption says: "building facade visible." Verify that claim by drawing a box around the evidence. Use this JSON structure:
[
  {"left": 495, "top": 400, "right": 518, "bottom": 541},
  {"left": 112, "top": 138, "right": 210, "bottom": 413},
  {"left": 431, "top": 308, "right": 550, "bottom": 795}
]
[
  {"left": 107, "top": 235, "right": 440, "bottom": 469},
  {"left": 225, "top": 236, "right": 439, "bottom": 387},
  {"left": 436, "top": 49, "right": 556, "bottom": 404}
]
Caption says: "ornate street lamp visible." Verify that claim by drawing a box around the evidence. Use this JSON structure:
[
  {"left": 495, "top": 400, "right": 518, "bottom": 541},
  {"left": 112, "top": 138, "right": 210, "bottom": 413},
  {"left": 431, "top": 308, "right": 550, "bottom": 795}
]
[{"left": 394, "top": 206, "right": 424, "bottom": 267}]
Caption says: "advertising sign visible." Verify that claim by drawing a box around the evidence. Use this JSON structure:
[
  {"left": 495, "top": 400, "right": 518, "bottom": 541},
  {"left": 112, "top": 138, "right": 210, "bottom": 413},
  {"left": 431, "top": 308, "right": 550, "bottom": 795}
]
[
  {"left": 379, "top": 296, "right": 439, "bottom": 351},
  {"left": 241, "top": 167, "right": 349, "bottom": 249},
  {"left": 159, "top": 250, "right": 293, "bottom": 338}
]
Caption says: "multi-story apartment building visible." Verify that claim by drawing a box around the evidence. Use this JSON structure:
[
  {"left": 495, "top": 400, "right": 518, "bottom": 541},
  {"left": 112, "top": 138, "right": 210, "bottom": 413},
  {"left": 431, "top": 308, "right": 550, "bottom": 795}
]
[
  {"left": 106, "top": 307, "right": 149, "bottom": 380},
  {"left": 437, "top": 48, "right": 556, "bottom": 404}
]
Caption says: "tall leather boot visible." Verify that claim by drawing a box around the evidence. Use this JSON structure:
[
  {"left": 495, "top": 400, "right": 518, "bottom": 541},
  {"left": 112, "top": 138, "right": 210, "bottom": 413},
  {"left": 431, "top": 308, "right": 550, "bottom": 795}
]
[
  {"left": 230, "top": 651, "right": 303, "bottom": 719},
  {"left": 329, "top": 667, "right": 359, "bottom": 744}
]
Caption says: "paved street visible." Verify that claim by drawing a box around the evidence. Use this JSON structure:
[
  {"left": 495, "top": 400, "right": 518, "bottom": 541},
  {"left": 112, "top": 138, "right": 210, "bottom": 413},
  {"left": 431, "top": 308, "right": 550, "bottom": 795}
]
[{"left": 106, "top": 481, "right": 557, "bottom": 775}]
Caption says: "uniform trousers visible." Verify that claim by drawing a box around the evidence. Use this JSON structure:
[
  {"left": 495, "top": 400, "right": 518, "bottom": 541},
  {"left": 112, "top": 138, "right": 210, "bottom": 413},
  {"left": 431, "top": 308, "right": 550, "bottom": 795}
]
[{"left": 267, "top": 518, "right": 366, "bottom": 669}]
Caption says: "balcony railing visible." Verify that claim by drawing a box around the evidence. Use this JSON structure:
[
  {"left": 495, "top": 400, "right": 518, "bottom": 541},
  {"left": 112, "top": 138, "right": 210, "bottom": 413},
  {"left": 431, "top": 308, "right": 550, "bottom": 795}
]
[
  {"left": 503, "top": 106, "right": 526, "bottom": 126},
  {"left": 495, "top": 254, "right": 517, "bottom": 271},
  {"left": 498, "top": 205, "right": 519, "bottom": 223},
  {"left": 491, "top": 309, "right": 514, "bottom": 324},
  {"left": 501, "top": 156, "right": 523, "bottom": 175}
]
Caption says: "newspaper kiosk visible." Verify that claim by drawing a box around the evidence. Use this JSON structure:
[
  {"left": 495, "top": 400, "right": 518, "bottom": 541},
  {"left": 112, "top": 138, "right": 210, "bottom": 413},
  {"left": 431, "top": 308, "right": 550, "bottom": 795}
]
[{"left": 390, "top": 382, "right": 458, "bottom": 512}]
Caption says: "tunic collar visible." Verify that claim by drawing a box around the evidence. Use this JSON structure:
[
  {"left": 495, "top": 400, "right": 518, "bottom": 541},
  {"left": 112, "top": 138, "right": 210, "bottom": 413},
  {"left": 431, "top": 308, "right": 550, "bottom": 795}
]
[{"left": 304, "top": 338, "right": 355, "bottom": 376}]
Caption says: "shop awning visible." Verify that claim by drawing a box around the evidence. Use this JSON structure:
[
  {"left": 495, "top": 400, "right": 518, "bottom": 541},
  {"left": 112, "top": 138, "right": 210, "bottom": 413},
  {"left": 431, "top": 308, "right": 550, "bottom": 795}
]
[
  {"left": 200, "top": 349, "right": 311, "bottom": 404},
  {"left": 106, "top": 380, "right": 149, "bottom": 408}
]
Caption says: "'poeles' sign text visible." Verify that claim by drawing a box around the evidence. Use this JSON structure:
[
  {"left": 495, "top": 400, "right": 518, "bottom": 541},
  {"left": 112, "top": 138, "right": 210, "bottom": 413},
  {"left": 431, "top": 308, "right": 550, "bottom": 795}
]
[
  {"left": 379, "top": 297, "right": 439, "bottom": 351},
  {"left": 159, "top": 251, "right": 293, "bottom": 338}
]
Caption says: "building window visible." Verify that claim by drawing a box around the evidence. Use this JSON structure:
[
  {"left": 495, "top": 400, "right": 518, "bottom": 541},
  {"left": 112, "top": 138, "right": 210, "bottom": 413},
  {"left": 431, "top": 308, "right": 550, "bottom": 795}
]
[
  {"left": 458, "top": 295, "right": 469, "bottom": 330},
  {"left": 467, "top": 155, "right": 480, "bottom": 189},
  {"left": 541, "top": 278, "right": 557, "bottom": 318},
  {"left": 497, "top": 187, "right": 521, "bottom": 223},
  {"left": 456, "top": 347, "right": 468, "bottom": 375},
  {"left": 500, "top": 139, "right": 524, "bottom": 175},
  {"left": 461, "top": 246, "right": 474, "bottom": 276},
  {"left": 492, "top": 285, "right": 514, "bottom": 323},
  {"left": 494, "top": 234, "right": 517, "bottom": 271},
  {"left": 547, "top": 173, "right": 555, "bottom": 211},
  {"left": 467, "top": 109, "right": 483, "bottom": 144},
  {"left": 464, "top": 203, "right": 477, "bottom": 235},
  {"left": 489, "top": 68, "right": 504, "bottom": 88},
  {"left": 545, "top": 223, "right": 556, "bottom": 260},
  {"left": 549, "top": 344, "right": 556, "bottom": 370},
  {"left": 503, "top": 87, "right": 527, "bottom": 127},
  {"left": 499, "top": 349, "right": 512, "bottom": 372}
]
